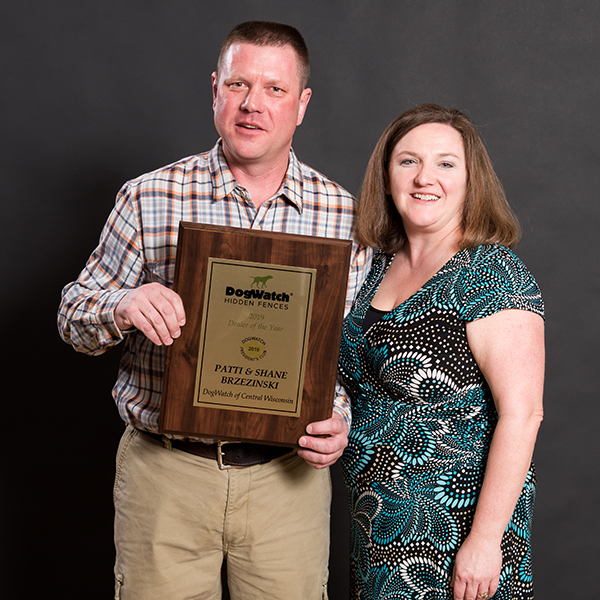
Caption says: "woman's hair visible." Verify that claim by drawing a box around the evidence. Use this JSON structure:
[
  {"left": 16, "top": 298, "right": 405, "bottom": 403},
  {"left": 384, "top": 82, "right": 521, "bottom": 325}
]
[{"left": 355, "top": 103, "right": 521, "bottom": 252}]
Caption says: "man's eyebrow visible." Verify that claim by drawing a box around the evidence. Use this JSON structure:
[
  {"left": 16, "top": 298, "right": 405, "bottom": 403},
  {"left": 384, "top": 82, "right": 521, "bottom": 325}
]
[{"left": 265, "top": 77, "right": 287, "bottom": 87}]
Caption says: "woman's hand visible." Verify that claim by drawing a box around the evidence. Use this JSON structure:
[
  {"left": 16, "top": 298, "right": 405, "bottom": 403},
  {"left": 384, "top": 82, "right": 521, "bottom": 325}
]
[{"left": 450, "top": 533, "right": 501, "bottom": 600}]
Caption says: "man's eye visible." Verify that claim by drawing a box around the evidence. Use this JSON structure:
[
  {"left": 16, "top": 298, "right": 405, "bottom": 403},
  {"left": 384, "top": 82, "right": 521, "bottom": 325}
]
[{"left": 272, "top": 87, "right": 283, "bottom": 93}]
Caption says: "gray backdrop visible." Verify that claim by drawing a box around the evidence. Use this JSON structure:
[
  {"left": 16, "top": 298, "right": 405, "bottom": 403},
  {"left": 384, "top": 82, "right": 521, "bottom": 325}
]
[{"left": 2, "top": 1, "right": 598, "bottom": 598}]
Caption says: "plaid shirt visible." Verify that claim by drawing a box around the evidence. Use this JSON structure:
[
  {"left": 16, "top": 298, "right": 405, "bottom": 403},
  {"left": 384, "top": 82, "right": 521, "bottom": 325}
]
[{"left": 58, "top": 141, "right": 372, "bottom": 435}]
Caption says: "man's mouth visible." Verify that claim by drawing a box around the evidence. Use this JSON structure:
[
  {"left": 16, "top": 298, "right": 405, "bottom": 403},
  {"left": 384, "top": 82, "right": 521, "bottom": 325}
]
[{"left": 238, "top": 123, "right": 262, "bottom": 130}]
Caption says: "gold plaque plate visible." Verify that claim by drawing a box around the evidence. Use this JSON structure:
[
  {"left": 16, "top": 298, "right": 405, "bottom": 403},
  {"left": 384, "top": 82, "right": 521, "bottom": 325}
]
[{"left": 194, "top": 258, "right": 316, "bottom": 417}]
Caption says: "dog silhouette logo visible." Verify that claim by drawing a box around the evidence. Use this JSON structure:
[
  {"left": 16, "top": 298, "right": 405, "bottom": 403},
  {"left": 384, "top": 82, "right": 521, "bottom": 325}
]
[{"left": 250, "top": 275, "right": 273, "bottom": 289}]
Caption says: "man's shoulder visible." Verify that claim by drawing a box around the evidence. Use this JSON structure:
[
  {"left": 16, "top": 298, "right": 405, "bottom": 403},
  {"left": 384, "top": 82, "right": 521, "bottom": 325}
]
[
  {"left": 294, "top": 156, "right": 355, "bottom": 202},
  {"left": 125, "top": 151, "right": 212, "bottom": 188}
]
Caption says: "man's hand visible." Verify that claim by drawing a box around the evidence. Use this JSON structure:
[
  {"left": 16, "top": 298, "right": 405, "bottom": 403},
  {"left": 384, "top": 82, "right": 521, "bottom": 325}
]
[
  {"left": 114, "top": 283, "right": 186, "bottom": 346},
  {"left": 297, "top": 411, "right": 349, "bottom": 469}
]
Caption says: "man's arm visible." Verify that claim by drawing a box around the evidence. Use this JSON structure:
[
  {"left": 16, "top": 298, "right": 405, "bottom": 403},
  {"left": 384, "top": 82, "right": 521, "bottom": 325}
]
[{"left": 57, "top": 185, "right": 171, "bottom": 354}]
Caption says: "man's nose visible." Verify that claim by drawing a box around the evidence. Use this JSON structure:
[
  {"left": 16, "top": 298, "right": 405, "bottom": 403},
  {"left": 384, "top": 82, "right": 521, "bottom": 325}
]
[{"left": 241, "top": 87, "right": 264, "bottom": 112}]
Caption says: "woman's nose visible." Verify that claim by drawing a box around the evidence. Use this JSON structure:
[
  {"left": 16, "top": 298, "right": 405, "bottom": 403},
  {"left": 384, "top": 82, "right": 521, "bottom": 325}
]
[{"left": 414, "top": 163, "right": 435, "bottom": 186}]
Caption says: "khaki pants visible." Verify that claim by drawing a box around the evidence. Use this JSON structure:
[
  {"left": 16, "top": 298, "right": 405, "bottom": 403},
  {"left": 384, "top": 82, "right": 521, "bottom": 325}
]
[{"left": 113, "top": 427, "right": 331, "bottom": 600}]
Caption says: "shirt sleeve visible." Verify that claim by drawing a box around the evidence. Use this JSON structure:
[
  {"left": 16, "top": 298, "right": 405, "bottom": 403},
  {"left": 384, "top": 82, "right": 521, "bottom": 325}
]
[
  {"left": 333, "top": 379, "right": 352, "bottom": 428},
  {"left": 57, "top": 184, "right": 145, "bottom": 355},
  {"left": 333, "top": 241, "right": 373, "bottom": 427},
  {"left": 344, "top": 241, "right": 373, "bottom": 315}
]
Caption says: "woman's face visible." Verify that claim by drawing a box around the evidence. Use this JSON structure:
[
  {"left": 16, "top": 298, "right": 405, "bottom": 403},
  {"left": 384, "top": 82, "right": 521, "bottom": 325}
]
[{"left": 387, "top": 123, "right": 467, "bottom": 239}]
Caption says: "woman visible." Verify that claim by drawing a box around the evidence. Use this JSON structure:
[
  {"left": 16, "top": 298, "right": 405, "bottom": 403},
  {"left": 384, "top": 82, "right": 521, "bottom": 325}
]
[{"left": 339, "top": 104, "right": 544, "bottom": 600}]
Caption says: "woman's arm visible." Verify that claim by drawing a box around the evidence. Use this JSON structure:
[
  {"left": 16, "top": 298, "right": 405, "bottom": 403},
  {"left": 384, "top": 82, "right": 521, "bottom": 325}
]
[{"left": 451, "top": 309, "right": 545, "bottom": 600}]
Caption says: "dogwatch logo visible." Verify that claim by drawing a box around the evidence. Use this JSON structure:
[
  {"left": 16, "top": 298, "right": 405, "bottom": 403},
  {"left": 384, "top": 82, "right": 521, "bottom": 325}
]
[{"left": 224, "top": 273, "right": 291, "bottom": 303}]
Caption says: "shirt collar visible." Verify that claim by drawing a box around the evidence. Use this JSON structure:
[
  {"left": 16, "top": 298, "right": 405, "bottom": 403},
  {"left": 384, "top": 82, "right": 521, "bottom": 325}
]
[
  {"left": 208, "top": 141, "right": 238, "bottom": 201},
  {"left": 281, "top": 148, "right": 304, "bottom": 212},
  {"left": 208, "top": 140, "right": 304, "bottom": 213}
]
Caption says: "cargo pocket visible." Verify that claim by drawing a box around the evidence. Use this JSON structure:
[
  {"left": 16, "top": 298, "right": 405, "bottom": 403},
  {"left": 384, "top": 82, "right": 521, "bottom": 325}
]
[
  {"left": 114, "top": 573, "right": 124, "bottom": 600},
  {"left": 113, "top": 426, "right": 138, "bottom": 502},
  {"left": 321, "top": 570, "right": 329, "bottom": 600}
]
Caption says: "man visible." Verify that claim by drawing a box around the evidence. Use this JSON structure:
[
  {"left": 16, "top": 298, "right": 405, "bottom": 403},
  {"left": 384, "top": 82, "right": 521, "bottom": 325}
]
[{"left": 58, "top": 21, "right": 371, "bottom": 600}]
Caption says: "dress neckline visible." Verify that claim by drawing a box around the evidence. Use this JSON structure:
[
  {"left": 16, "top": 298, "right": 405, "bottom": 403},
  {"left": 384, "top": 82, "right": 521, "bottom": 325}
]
[{"left": 372, "top": 247, "right": 464, "bottom": 315}]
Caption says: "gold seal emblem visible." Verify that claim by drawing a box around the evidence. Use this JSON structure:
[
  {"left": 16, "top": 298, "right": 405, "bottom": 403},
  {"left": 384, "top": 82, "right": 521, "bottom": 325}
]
[{"left": 240, "top": 337, "right": 267, "bottom": 361}]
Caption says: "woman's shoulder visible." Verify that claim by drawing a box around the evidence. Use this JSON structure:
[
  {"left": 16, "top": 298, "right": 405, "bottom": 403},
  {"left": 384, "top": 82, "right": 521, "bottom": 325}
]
[
  {"left": 461, "top": 243, "right": 523, "bottom": 267},
  {"left": 448, "top": 244, "right": 544, "bottom": 320},
  {"left": 455, "top": 244, "right": 535, "bottom": 281},
  {"left": 369, "top": 249, "right": 393, "bottom": 275}
]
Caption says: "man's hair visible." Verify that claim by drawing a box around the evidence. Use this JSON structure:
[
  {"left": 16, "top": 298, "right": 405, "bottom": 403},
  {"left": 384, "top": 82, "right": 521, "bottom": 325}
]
[
  {"left": 217, "top": 21, "right": 310, "bottom": 90},
  {"left": 356, "top": 103, "right": 521, "bottom": 253}
]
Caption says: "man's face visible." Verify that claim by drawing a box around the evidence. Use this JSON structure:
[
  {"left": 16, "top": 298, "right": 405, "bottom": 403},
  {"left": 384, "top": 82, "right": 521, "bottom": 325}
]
[{"left": 212, "top": 43, "right": 311, "bottom": 171}]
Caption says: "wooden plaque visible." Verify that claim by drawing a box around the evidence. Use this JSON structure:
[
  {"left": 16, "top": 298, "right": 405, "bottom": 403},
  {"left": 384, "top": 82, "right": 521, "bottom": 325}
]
[{"left": 159, "top": 222, "right": 352, "bottom": 446}]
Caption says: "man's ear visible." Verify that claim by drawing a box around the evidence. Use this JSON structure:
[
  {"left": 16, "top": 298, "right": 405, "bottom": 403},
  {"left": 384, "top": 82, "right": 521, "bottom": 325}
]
[
  {"left": 211, "top": 72, "right": 219, "bottom": 110},
  {"left": 296, "top": 87, "right": 312, "bottom": 126}
]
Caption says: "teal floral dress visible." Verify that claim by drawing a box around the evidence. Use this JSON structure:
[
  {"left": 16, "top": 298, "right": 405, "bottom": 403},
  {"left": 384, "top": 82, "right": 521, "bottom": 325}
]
[{"left": 339, "top": 245, "right": 544, "bottom": 600}]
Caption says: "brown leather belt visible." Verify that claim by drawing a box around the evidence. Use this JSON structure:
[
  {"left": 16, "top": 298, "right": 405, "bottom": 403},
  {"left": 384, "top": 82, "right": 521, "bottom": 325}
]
[{"left": 142, "top": 431, "right": 293, "bottom": 469}]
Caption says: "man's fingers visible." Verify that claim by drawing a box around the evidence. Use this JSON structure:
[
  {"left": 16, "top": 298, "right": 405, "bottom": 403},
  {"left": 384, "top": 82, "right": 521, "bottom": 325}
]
[
  {"left": 297, "top": 413, "right": 348, "bottom": 468},
  {"left": 137, "top": 304, "right": 177, "bottom": 346},
  {"left": 115, "top": 283, "right": 186, "bottom": 345},
  {"left": 299, "top": 432, "right": 343, "bottom": 454},
  {"left": 146, "top": 288, "right": 186, "bottom": 343},
  {"left": 306, "top": 416, "right": 346, "bottom": 436},
  {"left": 297, "top": 444, "right": 343, "bottom": 469},
  {"left": 156, "top": 286, "right": 186, "bottom": 326}
]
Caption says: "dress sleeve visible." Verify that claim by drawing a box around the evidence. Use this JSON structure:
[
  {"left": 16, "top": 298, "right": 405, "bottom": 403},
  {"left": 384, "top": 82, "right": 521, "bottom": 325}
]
[{"left": 457, "top": 245, "right": 545, "bottom": 322}]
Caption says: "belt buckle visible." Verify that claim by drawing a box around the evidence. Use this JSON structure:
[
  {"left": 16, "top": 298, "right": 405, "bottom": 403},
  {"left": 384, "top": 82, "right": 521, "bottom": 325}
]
[{"left": 217, "top": 440, "right": 243, "bottom": 470}]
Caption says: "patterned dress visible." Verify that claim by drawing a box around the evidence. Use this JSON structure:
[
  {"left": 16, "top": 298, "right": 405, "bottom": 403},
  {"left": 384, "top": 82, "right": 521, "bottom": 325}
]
[{"left": 339, "top": 245, "right": 544, "bottom": 600}]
